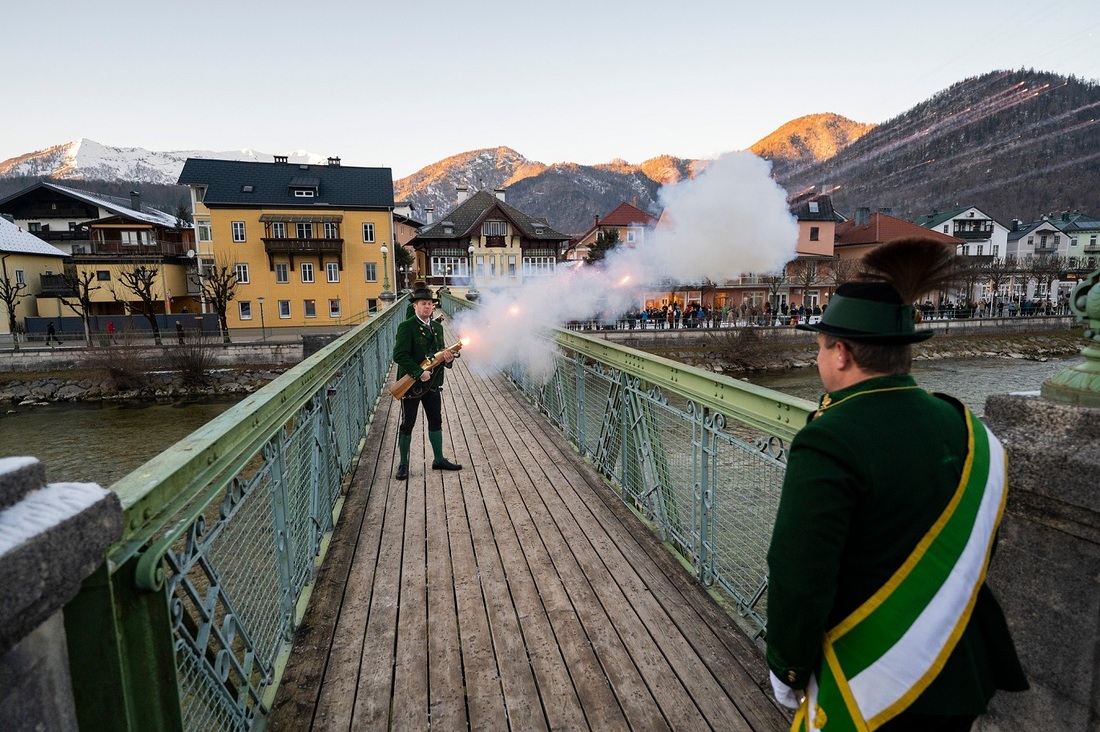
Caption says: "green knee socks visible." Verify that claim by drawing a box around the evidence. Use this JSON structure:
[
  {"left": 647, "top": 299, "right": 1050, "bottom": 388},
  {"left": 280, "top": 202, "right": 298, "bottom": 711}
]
[
  {"left": 428, "top": 430, "right": 445, "bottom": 462},
  {"left": 398, "top": 433, "right": 411, "bottom": 466}
]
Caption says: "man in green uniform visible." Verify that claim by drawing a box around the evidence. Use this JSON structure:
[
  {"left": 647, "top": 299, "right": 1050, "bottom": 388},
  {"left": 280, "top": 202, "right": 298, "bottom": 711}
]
[
  {"left": 392, "top": 287, "right": 462, "bottom": 479},
  {"left": 766, "top": 274, "right": 1027, "bottom": 731}
]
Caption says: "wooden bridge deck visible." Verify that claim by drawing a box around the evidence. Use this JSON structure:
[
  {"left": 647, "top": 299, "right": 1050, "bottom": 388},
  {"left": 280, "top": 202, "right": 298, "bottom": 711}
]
[{"left": 269, "top": 333, "right": 789, "bottom": 731}]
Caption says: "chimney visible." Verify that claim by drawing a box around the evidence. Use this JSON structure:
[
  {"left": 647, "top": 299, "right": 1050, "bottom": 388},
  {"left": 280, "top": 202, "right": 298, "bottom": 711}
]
[
  {"left": 130, "top": 190, "right": 141, "bottom": 211},
  {"left": 327, "top": 156, "right": 341, "bottom": 166},
  {"left": 594, "top": 215, "right": 600, "bottom": 227},
  {"left": 273, "top": 155, "right": 288, "bottom": 164},
  {"left": 856, "top": 207, "right": 871, "bottom": 226},
  {"left": 494, "top": 188, "right": 506, "bottom": 202},
  {"left": 426, "top": 207, "right": 434, "bottom": 225},
  {"left": 456, "top": 186, "right": 469, "bottom": 204}
]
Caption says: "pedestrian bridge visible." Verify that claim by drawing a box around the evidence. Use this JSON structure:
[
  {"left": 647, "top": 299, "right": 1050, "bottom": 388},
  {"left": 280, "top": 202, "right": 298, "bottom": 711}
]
[{"left": 64, "top": 294, "right": 815, "bottom": 731}]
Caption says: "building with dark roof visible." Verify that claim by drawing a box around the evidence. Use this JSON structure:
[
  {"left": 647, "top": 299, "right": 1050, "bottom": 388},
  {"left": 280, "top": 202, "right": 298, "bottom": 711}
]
[
  {"left": 178, "top": 157, "right": 396, "bottom": 329},
  {"left": 0, "top": 181, "right": 196, "bottom": 323},
  {"left": 409, "top": 187, "right": 570, "bottom": 294},
  {"left": 913, "top": 205, "right": 1009, "bottom": 260},
  {"left": 567, "top": 202, "right": 660, "bottom": 262}
]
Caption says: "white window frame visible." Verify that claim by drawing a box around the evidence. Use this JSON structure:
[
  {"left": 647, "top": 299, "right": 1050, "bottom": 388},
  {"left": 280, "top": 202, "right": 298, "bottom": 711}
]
[
  {"left": 362, "top": 223, "right": 375, "bottom": 242},
  {"left": 271, "top": 222, "right": 286, "bottom": 238},
  {"left": 303, "top": 299, "right": 317, "bottom": 318},
  {"left": 14, "top": 269, "right": 25, "bottom": 285},
  {"left": 521, "top": 256, "right": 555, "bottom": 277},
  {"left": 326, "top": 262, "right": 340, "bottom": 283},
  {"left": 239, "top": 301, "right": 253, "bottom": 320},
  {"left": 431, "top": 256, "right": 468, "bottom": 278},
  {"left": 301, "top": 262, "right": 314, "bottom": 283},
  {"left": 278, "top": 300, "right": 291, "bottom": 318},
  {"left": 293, "top": 189, "right": 315, "bottom": 198},
  {"left": 274, "top": 263, "right": 289, "bottom": 283},
  {"left": 508, "top": 255, "right": 517, "bottom": 278},
  {"left": 232, "top": 221, "right": 246, "bottom": 242},
  {"left": 364, "top": 262, "right": 377, "bottom": 282},
  {"left": 197, "top": 219, "right": 212, "bottom": 242},
  {"left": 323, "top": 222, "right": 339, "bottom": 239},
  {"left": 235, "top": 263, "right": 249, "bottom": 284},
  {"left": 296, "top": 222, "right": 313, "bottom": 239},
  {"left": 329, "top": 299, "right": 341, "bottom": 318}
]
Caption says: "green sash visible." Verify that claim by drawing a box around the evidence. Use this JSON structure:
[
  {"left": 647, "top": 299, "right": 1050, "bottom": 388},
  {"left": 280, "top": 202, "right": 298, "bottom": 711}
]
[{"left": 793, "top": 408, "right": 1007, "bottom": 731}]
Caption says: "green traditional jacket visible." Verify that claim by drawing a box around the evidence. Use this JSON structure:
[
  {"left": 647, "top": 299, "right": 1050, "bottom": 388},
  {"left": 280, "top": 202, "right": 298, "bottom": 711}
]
[
  {"left": 393, "top": 315, "right": 450, "bottom": 392},
  {"left": 766, "top": 374, "right": 1027, "bottom": 717}
]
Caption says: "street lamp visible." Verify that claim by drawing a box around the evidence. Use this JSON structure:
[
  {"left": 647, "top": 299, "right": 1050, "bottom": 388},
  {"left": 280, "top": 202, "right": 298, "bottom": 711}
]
[
  {"left": 466, "top": 244, "right": 480, "bottom": 301},
  {"left": 399, "top": 265, "right": 412, "bottom": 293},
  {"left": 379, "top": 243, "right": 395, "bottom": 304},
  {"left": 257, "top": 297, "right": 266, "bottom": 342}
]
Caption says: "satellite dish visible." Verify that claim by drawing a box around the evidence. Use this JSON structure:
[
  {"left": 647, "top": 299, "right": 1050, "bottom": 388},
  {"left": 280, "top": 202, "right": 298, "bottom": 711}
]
[{"left": 187, "top": 249, "right": 196, "bottom": 259}]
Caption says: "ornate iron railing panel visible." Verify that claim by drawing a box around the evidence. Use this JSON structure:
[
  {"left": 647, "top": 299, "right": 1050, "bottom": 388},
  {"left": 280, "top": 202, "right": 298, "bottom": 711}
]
[{"left": 65, "top": 301, "right": 406, "bottom": 732}]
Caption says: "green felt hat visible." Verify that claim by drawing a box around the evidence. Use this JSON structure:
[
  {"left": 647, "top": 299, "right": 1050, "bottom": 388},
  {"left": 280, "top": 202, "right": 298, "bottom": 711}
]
[
  {"left": 797, "top": 281, "right": 933, "bottom": 344},
  {"left": 409, "top": 287, "right": 438, "bottom": 303}
]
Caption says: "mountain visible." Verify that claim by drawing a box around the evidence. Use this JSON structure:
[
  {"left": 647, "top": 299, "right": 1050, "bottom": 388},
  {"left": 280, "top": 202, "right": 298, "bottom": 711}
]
[
  {"left": 3, "top": 69, "right": 1097, "bottom": 233},
  {"left": 0, "top": 139, "right": 325, "bottom": 186},
  {"left": 392, "top": 150, "right": 701, "bottom": 234},
  {"left": 749, "top": 113, "right": 876, "bottom": 179},
  {"left": 773, "top": 69, "right": 1100, "bottom": 223}
]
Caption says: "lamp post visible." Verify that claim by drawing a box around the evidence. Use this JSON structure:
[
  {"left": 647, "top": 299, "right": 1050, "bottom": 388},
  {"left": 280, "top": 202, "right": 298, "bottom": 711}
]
[
  {"left": 257, "top": 297, "right": 266, "bottom": 342},
  {"left": 399, "top": 265, "right": 411, "bottom": 293},
  {"left": 379, "top": 243, "right": 395, "bottom": 305},
  {"left": 466, "top": 244, "right": 480, "bottom": 301}
]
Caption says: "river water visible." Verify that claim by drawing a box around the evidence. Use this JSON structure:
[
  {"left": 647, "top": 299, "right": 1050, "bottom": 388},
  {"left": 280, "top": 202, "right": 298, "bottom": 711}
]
[
  {"left": 746, "top": 355, "right": 1081, "bottom": 415},
  {"left": 0, "top": 355, "right": 1083, "bottom": 488},
  {"left": 0, "top": 398, "right": 238, "bottom": 487}
]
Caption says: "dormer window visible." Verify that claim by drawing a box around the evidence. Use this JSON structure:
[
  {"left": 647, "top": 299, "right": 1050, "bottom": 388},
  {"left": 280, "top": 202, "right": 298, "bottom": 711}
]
[
  {"left": 289, "top": 176, "right": 320, "bottom": 198},
  {"left": 293, "top": 189, "right": 315, "bottom": 198},
  {"left": 482, "top": 220, "right": 507, "bottom": 236},
  {"left": 808, "top": 201, "right": 819, "bottom": 214}
]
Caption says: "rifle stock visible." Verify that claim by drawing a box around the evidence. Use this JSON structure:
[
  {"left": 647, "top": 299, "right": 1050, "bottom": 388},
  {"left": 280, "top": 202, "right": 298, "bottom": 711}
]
[{"left": 388, "top": 340, "right": 464, "bottom": 399}]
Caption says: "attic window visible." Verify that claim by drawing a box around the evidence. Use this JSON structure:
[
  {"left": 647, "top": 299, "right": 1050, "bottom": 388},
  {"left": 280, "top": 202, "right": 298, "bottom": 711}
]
[
  {"left": 535, "top": 226, "right": 544, "bottom": 235},
  {"left": 242, "top": 185, "right": 254, "bottom": 193},
  {"left": 293, "top": 189, "right": 315, "bottom": 198},
  {"left": 808, "top": 201, "right": 819, "bottom": 213}
]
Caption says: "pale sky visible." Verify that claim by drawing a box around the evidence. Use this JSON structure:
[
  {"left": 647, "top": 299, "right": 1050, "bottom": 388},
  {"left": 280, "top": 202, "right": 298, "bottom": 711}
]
[{"left": 4, "top": 0, "right": 1098, "bottom": 179}]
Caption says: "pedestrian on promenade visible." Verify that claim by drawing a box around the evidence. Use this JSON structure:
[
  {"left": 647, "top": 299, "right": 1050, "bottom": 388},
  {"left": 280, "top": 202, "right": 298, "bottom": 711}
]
[
  {"left": 766, "top": 238, "right": 1027, "bottom": 730},
  {"left": 392, "top": 287, "right": 462, "bottom": 479},
  {"left": 45, "top": 322, "right": 59, "bottom": 346}
]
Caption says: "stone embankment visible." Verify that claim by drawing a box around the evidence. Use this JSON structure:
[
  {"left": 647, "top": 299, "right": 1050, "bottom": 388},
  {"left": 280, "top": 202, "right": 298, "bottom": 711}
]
[
  {"left": 0, "top": 368, "right": 285, "bottom": 407},
  {"left": 652, "top": 330, "right": 1087, "bottom": 374}
]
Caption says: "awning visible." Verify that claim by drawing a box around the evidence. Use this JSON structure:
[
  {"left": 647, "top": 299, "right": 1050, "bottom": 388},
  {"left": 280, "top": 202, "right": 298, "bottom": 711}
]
[{"left": 258, "top": 214, "right": 343, "bottom": 223}]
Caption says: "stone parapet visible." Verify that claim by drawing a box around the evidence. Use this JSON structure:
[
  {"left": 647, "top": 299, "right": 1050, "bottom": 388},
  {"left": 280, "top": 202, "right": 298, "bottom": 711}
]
[
  {"left": 0, "top": 457, "right": 122, "bottom": 730},
  {"left": 980, "top": 395, "right": 1100, "bottom": 730}
]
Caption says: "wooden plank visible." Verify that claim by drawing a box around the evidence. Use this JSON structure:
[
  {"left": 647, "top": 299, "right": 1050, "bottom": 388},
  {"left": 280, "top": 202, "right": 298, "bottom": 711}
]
[
  {"left": 493, "top": 371, "right": 788, "bottom": 731},
  {"left": 267, "top": 396, "right": 395, "bottom": 731},
  {"left": 443, "top": 382, "right": 549, "bottom": 731}
]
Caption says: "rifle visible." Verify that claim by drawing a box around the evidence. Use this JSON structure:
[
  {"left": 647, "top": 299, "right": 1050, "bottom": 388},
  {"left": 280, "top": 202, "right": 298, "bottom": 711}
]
[{"left": 388, "top": 340, "right": 465, "bottom": 399}]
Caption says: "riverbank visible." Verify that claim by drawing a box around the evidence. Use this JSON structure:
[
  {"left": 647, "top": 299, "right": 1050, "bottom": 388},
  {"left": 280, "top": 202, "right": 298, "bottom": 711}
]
[
  {"left": 0, "top": 366, "right": 287, "bottom": 408},
  {"left": 644, "top": 327, "right": 1088, "bottom": 373}
]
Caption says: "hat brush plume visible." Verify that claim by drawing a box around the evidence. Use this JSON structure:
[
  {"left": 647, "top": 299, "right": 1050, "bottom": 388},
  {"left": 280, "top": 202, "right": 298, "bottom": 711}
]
[{"left": 860, "top": 237, "right": 960, "bottom": 303}]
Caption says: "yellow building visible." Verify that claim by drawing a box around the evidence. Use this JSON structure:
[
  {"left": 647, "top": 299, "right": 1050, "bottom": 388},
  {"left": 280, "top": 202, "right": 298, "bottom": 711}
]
[
  {"left": 178, "top": 156, "right": 396, "bottom": 329},
  {"left": 0, "top": 216, "right": 68, "bottom": 339}
]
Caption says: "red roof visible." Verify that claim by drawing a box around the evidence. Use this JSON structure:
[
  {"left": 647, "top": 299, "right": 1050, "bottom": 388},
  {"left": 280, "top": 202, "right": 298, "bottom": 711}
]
[
  {"left": 599, "top": 202, "right": 659, "bottom": 227},
  {"left": 836, "top": 212, "right": 964, "bottom": 247}
]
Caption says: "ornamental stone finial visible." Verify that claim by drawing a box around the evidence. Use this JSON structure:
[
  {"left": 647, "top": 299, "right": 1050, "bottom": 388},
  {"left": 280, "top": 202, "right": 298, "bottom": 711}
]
[{"left": 1041, "top": 269, "right": 1100, "bottom": 407}]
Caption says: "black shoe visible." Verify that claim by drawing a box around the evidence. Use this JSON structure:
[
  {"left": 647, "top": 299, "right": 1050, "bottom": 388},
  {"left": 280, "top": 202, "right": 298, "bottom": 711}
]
[
  {"left": 431, "top": 458, "right": 462, "bottom": 471},
  {"left": 395, "top": 464, "right": 408, "bottom": 480}
]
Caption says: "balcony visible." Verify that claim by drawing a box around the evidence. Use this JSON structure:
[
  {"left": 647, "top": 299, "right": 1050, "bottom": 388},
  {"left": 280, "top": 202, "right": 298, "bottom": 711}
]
[
  {"left": 39, "top": 273, "right": 76, "bottom": 297},
  {"left": 262, "top": 237, "right": 345, "bottom": 270},
  {"left": 952, "top": 223, "right": 994, "bottom": 241},
  {"left": 89, "top": 240, "right": 191, "bottom": 257},
  {"left": 483, "top": 235, "right": 506, "bottom": 247}
]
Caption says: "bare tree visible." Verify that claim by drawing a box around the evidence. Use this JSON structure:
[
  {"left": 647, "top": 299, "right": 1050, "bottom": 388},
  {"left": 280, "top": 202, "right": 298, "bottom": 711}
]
[
  {"left": 761, "top": 272, "right": 787, "bottom": 312},
  {"left": 111, "top": 263, "right": 163, "bottom": 345},
  {"left": 0, "top": 255, "right": 28, "bottom": 351},
  {"left": 190, "top": 257, "right": 239, "bottom": 343},
  {"left": 828, "top": 256, "right": 862, "bottom": 288},
  {"left": 56, "top": 266, "right": 101, "bottom": 346},
  {"left": 978, "top": 255, "right": 1018, "bottom": 316},
  {"left": 787, "top": 258, "right": 825, "bottom": 307},
  {"left": 1027, "top": 253, "right": 1068, "bottom": 306}
]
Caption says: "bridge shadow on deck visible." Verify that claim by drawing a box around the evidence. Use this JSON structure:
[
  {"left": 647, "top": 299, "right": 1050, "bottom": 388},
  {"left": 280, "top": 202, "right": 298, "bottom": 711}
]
[{"left": 269, "top": 328, "right": 789, "bottom": 731}]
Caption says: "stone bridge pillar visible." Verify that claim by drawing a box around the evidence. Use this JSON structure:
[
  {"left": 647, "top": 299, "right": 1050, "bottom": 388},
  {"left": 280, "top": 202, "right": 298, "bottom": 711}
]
[{"left": 0, "top": 457, "right": 122, "bottom": 730}]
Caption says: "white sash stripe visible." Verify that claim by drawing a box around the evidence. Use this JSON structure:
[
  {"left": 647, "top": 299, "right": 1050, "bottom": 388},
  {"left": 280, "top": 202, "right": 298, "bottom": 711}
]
[{"left": 845, "top": 425, "right": 1005, "bottom": 720}]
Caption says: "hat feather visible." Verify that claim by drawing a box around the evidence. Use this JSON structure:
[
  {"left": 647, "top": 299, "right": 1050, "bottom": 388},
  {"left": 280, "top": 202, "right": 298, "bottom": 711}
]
[{"left": 859, "top": 237, "right": 959, "bottom": 303}]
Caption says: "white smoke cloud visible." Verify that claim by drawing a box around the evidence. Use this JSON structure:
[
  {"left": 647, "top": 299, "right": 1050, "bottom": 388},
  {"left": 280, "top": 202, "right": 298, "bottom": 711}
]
[{"left": 452, "top": 151, "right": 798, "bottom": 379}]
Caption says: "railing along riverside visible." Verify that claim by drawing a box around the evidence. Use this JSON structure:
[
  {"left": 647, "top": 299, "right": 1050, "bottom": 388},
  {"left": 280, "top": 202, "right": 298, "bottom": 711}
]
[
  {"left": 63, "top": 297, "right": 407, "bottom": 732},
  {"left": 440, "top": 293, "right": 815, "bottom": 636}
]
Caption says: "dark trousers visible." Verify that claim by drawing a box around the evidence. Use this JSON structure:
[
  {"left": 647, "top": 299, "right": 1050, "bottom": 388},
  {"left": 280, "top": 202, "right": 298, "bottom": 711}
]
[
  {"left": 879, "top": 713, "right": 976, "bottom": 731},
  {"left": 399, "top": 389, "right": 442, "bottom": 434}
]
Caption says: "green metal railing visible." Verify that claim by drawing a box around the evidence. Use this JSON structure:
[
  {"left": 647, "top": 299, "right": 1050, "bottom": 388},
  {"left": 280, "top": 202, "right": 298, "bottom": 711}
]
[
  {"left": 442, "top": 293, "right": 815, "bottom": 635},
  {"left": 64, "top": 298, "right": 406, "bottom": 732}
]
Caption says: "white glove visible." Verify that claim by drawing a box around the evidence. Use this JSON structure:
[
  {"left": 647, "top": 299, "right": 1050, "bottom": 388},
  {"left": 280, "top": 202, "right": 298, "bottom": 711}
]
[{"left": 769, "top": 670, "right": 801, "bottom": 709}]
